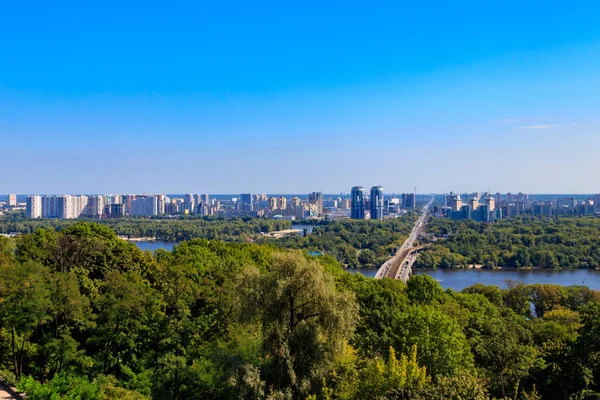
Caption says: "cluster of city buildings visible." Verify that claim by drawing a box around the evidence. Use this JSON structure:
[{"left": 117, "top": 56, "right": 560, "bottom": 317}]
[
  {"left": 19, "top": 192, "right": 343, "bottom": 220},
  {"left": 11, "top": 190, "right": 599, "bottom": 222},
  {"left": 437, "top": 192, "right": 600, "bottom": 221},
  {"left": 349, "top": 186, "right": 416, "bottom": 220}
]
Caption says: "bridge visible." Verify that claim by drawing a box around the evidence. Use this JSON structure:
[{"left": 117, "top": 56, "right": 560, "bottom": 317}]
[{"left": 375, "top": 196, "right": 433, "bottom": 282}]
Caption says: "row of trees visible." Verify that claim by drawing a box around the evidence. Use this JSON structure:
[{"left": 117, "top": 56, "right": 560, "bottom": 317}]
[
  {"left": 265, "top": 218, "right": 416, "bottom": 268},
  {"left": 0, "top": 214, "right": 292, "bottom": 242},
  {"left": 3, "top": 223, "right": 600, "bottom": 398},
  {"left": 0, "top": 213, "right": 418, "bottom": 269},
  {"left": 416, "top": 216, "right": 600, "bottom": 268}
]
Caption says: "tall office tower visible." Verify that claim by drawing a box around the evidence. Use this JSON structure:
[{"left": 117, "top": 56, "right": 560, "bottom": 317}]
[
  {"left": 370, "top": 186, "right": 384, "bottom": 220},
  {"left": 268, "top": 197, "right": 277, "bottom": 211},
  {"left": 8, "top": 194, "right": 17, "bottom": 207},
  {"left": 595, "top": 194, "right": 600, "bottom": 213},
  {"left": 290, "top": 196, "right": 301, "bottom": 208},
  {"left": 26, "top": 195, "right": 42, "bottom": 218},
  {"left": 402, "top": 193, "right": 416, "bottom": 209},
  {"left": 495, "top": 192, "right": 502, "bottom": 203},
  {"left": 469, "top": 193, "right": 479, "bottom": 210},
  {"left": 200, "top": 194, "right": 210, "bottom": 205},
  {"left": 308, "top": 192, "right": 323, "bottom": 215},
  {"left": 351, "top": 186, "right": 365, "bottom": 219},
  {"left": 240, "top": 193, "right": 254, "bottom": 212},
  {"left": 130, "top": 195, "right": 159, "bottom": 217},
  {"left": 277, "top": 196, "right": 287, "bottom": 210}
]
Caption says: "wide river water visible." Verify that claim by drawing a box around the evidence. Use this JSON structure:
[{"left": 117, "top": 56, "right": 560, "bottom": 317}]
[
  {"left": 133, "top": 241, "right": 600, "bottom": 290},
  {"left": 344, "top": 267, "right": 600, "bottom": 290}
]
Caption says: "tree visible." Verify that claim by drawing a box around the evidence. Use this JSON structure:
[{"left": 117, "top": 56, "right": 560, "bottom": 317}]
[
  {"left": 392, "top": 306, "right": 473, "bottom": 378},
  {"left": 0, "top": 262, "right": 51, "bottom": 381},
  {"left": 406, "top": 274, "right": 443, "bottom": 304},
  {"left": 237, "top": 252, "right": 358, "bottom": 398},
  {"left": 356, "top": 345, "right": 430, "bottom": 399}
]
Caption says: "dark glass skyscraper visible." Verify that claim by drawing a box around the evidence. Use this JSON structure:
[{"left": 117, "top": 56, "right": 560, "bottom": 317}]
[
  {"left": 370, "top": 186, "right": 384, "bottom": 220},
  {"left": 351, "top": 186, "right": 365, "bottom": 219},
  {"left": 308, "top": 191, "right": 323, "bottom": 215}
]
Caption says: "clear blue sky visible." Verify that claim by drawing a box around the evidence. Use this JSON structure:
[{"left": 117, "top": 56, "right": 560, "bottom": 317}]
[{"left": 1, "top": 1, "right": 599, "bottom": 194}]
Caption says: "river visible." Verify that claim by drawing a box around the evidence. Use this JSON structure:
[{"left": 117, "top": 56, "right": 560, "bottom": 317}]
[
  {"left": 134, "top": 241, "right": 176, "bottom": 252},
  {"left": 344, "top": 267, "right": 600, "bottom": 290}
]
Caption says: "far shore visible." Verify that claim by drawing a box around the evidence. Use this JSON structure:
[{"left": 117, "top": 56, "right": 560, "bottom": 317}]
[{"left": 119, "top": 236, "right": 157, "bottom": 242}]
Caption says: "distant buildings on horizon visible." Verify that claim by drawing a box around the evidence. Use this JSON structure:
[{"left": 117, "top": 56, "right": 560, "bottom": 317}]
[
  {"left": 1, "top": 191, "right": 598, "bottom": 222},
  {"left": 437, "top": 192, "right": 600, "bottom": 222},
  {"left": 16, "top": 192, "right": 349, "bottom": 221},
  {"left": 350, "top": 185, "right": 415, "bottom": 220}
]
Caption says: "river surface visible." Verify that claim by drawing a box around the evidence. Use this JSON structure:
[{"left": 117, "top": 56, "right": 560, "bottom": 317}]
[
  {"left": 134, "top": 241, "right": 176, "bottom": 252},
  {"left": 291, "top": 224, "right": 315, "bottom": 234},
  {"left": 344, "top": 267, "right": 600, "bottom": 290}
]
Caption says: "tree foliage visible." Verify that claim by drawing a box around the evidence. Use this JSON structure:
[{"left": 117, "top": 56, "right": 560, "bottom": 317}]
[{"left": 0, "top": 222, "right": 599, "bottom": 399}]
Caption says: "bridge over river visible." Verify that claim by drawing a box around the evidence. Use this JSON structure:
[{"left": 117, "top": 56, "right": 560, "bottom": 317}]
[{"left": 375, "top": 196, "right": 434, "bottom": 282}]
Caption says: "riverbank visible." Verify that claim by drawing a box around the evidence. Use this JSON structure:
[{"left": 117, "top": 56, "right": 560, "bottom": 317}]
[{"left": 119, "top": 236, "right": 158, "bottom": 242}]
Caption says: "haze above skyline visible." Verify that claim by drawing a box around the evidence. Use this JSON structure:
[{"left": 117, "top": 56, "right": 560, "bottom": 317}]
[{"left": 1, "top": 1, "right": 599, "bottom": 194}]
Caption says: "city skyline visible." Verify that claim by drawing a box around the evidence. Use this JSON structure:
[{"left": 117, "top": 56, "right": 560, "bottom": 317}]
[{"left": 2, "top": 2, "right": 600, "bottom": 193}]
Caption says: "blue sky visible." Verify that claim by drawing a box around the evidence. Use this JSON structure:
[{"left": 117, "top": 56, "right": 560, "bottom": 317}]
[{"left": 1, "top": 1, "right": 599, "bottom": 194}]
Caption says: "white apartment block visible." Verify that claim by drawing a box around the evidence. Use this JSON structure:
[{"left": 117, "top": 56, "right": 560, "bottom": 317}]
[
  {"left": 130, "top": 195, "right": 159, "bottom": 217},
  {"left": 39, "top": 195, "right": 89, "bottom": 219},
  {"left": 26, "top": 195, "right": 43, "bottom": 218}
]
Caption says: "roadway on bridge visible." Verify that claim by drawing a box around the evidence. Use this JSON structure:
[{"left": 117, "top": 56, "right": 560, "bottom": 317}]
[{"left": 375, "top": 196, "right": 434, "bottom": 281}]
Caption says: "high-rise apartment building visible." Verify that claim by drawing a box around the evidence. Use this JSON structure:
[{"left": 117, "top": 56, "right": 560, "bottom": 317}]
[
  {"left": 351, "top": 186, "right": 365, "bottom": 219},
  {"left": 8, "top": 194, "right": 17, "bottom": 207},
  {"left": 40, "top": 195, "right": 88, "bottom": 219},
  {"left": 447, "top": 192, "right": 463, "bottom": 211},
  {"left": 124, "top": 195, "right": 136, "bottom": 214},
  {"left": 85, "top": 195, "right": 105, "bottom": 218},
  {"left": 130, "top": 195, "right": 159, "bottom": 217},
  {"left": 26, "top": 195, "right": 42, "bottom": 218},
  {"left": 485, "top": 194, "right": 496, "bottom": 211},
  {"left": 277, "top": 196, "right": 287, "bottom": 210},
  {"left": 268, "top": 197, "right": 277, "bottom": 211},
  {"left": 290, "top": 196, "right": 301, "bottom": 208},
  {"left": 370, "top": 186, "right": 384, "bottom": 220},
  {"left": 469, "top": 193, "right": 479, "bottom": 210},
  {"left": 183, "top": 194, "right": 195, "bottom": 214},
  {"left": 308, "top": 192, "right": 323, "bottom": 215}
]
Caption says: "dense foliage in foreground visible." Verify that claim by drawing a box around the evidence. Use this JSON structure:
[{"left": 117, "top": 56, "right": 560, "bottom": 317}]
[
  {"left": 2, "top": 223, "right": 600, "bottom": 399},
  {"left": 416, "top": 216, "right": 600, "bottom": 269}
]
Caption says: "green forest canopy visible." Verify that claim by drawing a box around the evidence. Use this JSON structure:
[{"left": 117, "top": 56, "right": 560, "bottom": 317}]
[
  {"left": 416, "top": 216, "right": 600, "bottom": 269},
  {"left": 2, "top": 222, "right": 600, "bottom": 399}
]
